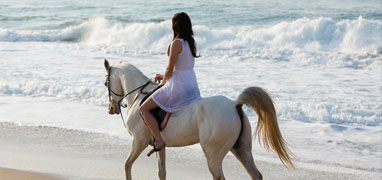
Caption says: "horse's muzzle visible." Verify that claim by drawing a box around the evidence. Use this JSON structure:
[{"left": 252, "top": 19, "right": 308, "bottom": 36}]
[
  {"left": 108, "top": 107, "right": 115, "bottom": 115},
  {"left": 108, "top": 104, "right": 120, "bottom": 115}
]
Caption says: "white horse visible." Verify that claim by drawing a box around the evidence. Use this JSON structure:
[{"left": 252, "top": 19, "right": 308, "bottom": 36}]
[{"left": 104, "top": 59, "right": 293, "bottom": 180}]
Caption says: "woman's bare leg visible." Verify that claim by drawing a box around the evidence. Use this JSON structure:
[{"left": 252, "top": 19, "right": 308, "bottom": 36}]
[{"left": 140, "top": 96, "right": 165, "bottom": 151}]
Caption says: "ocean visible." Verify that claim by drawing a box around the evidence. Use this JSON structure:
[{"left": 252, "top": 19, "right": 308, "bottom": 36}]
[{"left": 0, "top": 0, "right": 381, "bottom": 178}]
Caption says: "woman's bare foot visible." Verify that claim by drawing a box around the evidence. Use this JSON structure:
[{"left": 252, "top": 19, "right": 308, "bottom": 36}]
[{"left": 147, "top": 139, "right": 165, "bottom": 156}]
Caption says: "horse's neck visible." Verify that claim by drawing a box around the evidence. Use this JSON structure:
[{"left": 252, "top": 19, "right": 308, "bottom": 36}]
[{"left": 118, "top": 66, "right": 149, "bottom": 107}]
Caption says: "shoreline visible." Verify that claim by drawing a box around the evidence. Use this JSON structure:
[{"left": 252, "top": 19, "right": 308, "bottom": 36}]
[{"left": 0, "top": 122, "right": 380, "bottom": 180}]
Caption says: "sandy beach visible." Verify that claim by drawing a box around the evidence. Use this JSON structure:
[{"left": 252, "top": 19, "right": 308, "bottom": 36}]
[
  {"left": 0, "top": 122, "right": 379, "bottom": 180},
  {"left": 1, "top": 0, "right": 381, "bottom": 179},
  {"left": 0, "top": 167, "right": 62, "bottom": 180}
]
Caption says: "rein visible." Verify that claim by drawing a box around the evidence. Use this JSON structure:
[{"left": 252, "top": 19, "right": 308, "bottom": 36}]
[{"left": 106, "top": 67, "right": 154, "bottom": 128}]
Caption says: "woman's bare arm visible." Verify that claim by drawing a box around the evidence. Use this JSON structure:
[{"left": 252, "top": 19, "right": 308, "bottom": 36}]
[{"left": 160, "top": 39, "right": 182, "bottom": 85}]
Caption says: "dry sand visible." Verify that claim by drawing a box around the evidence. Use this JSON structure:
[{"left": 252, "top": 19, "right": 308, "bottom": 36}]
[
  {"left": 0, "top": 122, "right": 379, "bottom": 180},
  {"left": 0, "top": 167, "right": 62, "bottom": 180}
]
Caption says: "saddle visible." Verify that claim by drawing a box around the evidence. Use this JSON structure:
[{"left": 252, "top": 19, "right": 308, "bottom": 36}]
[{"left": 139, "top": 86, "right": 171, "bottom": 131}]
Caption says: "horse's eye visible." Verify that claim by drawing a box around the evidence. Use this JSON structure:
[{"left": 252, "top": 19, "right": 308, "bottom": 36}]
[{"left": 104, "top": 82, "right": 108, "bottom": 87}]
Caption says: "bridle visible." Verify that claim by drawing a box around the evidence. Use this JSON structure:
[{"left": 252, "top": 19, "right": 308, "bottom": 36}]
[{"left": 105, "top": 67, "right": 153, "bottom": 128}]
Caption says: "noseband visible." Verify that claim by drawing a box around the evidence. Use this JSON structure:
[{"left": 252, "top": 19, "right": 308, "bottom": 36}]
[{"left": 105, "top": 67, "right": 153, "bottom": 127}]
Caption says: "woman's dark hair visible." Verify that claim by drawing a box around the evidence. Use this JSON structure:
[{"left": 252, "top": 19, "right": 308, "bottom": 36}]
[{"left": 170, "top": 12, "right": 199, "bottom": 58}]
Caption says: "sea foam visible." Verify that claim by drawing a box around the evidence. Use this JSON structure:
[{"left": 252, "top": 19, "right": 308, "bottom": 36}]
[
  {"left": 0, "top": 79, "right": 107, "bottom": 106},
  {"left": 1, "top": 16, "right": 380, "bottom": 68}
]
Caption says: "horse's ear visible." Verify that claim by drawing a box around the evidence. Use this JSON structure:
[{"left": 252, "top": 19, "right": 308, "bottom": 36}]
[{"left": 104, "top": 59, "right": 110, "bottom": 73}]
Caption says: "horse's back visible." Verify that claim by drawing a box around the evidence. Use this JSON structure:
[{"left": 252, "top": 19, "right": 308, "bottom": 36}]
[
  {"left": 197, "top": 96, "right": 241, "bottom": 131},
  {"left": 198, "top": 95, "right": 239, "bottom": 120},
  {"left": 161, "top": 95, "right": 242, "bottom": 147}
]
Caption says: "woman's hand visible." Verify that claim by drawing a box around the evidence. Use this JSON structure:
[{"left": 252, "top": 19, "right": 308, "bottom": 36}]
[
  {"left": 158, "top": 79, "right": 166, "bottom": 86},
  {"left": 155, "top": 74, "right": 166, "bottom": 86},
  {"left": 154, "top": 74, "right": 164, "bottom": 81}
]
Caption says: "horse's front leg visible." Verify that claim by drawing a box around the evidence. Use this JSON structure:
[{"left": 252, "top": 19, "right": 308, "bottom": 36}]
[
  {"left": 156, "top": 148, "right": 166, "bottom": 180},
  {"left": 125, "top": 137, "right": 148, "bottom": 180}
]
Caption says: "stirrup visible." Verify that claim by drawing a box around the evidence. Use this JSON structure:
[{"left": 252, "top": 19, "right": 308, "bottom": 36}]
[{"left": 147, "top": 138, "right": 165, "bottom": 157}]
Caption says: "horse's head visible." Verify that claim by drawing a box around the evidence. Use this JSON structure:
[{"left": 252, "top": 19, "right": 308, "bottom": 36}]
[{"left": 104, "top": 59, "right": 124, "bottom": 115}]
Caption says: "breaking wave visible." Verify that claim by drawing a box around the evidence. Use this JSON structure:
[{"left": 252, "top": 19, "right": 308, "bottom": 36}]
[{"left": 0, "top": 16, "right": 381, "bottom": 68}]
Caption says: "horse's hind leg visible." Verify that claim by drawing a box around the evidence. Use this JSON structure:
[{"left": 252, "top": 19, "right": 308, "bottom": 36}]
[
  {"left": 201, "top": 142, "right": 232, "bottom": 180},
  {"left": 231, "top": 112, "right": 262, "bottom": 180},
  {"left": 204, "top": 151, "right": 226, "bottom": 180},
  {"left": 125, "top": 138, "right": 148, "bottom": 180},
  {"left": 231, "top": 146, "right": 262, "bottom": 180}
]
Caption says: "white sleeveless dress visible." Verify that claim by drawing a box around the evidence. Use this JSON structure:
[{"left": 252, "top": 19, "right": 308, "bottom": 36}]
[{"left": 152, "top": 38, "right": 201, "bottom": 112}]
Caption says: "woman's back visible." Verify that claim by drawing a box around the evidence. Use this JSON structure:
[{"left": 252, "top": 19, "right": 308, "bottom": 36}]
[
  {"left": 174, "top": 38, "right": 195, "bottom": 71},
  {"left": 152, "top": 38, "right": 200, "bottom": 112}
]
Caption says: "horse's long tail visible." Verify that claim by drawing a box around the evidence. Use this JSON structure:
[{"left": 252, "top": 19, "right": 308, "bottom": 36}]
[{"left": 236, "top": 86, "right": 294, "bottom": 168}]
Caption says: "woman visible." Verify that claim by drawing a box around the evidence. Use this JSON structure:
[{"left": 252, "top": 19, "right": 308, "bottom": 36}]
[{"left": 140, "top": 12, "right": 201, "bottom": 155}]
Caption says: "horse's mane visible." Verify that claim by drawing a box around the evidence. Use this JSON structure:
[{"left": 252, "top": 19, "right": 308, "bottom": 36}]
[{"left": 115, "top": 63, "right": 149, "bottom": 80}]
